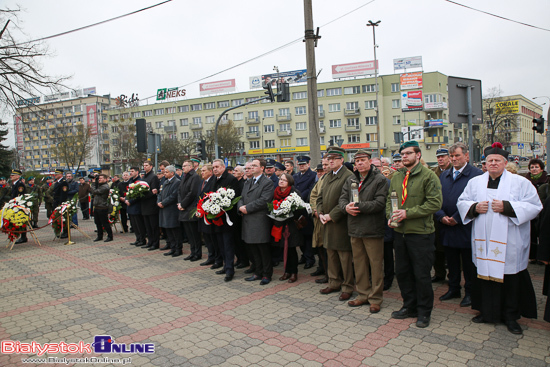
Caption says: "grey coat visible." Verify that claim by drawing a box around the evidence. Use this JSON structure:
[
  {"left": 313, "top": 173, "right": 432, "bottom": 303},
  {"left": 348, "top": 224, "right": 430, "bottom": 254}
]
[
  {"left": 178, "top": 169, "right": 201, "bottom": 222},
  {"left": 237, "top": 175, "right": 274, "bottom": 244},
  {"left": 157, "top": 176, "right": 181, "bottom": 228}
]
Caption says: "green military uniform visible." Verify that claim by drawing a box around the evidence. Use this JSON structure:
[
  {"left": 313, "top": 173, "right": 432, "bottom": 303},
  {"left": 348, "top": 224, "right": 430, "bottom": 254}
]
[
  {"left": 26, "top": 178, "right": 43, "bottom": 227},
  {"left": 43, "top": 179, "right": 54, "bottom": 219}
]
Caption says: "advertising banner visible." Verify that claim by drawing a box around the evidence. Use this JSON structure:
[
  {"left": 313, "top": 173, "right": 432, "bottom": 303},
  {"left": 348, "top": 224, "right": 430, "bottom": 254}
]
[
  {"left": 332, "top": 61, "right": 378, "bottom": 79},
  {"left": 156, "top": 87, "right": 186, "bottom": 101},
  {"left": 86, "top": 104, "right": 98, "bottom": 135},
  {"left": 393, "top": 56, "right": 423, "bottom": 70},
  {"left": 83, "top": 87, "right": 96, "bottom": 95},
  {"left": 401, "top": 91, "right": 423, "bottom": 112},
  {"left": 200, "top": 79, "right": 236, "bottom": 95},
  {"left": 494, "top": 100, "right": 519, "bottom": 114},
  {"left": 400, "top": 72, "right": 423, "bottom": 90},
  {"left": 250, "top": 69, "right": 307, "bottom": 89},
  {"left": 16, "top": 97, "right": 40, "bottom": 106}
]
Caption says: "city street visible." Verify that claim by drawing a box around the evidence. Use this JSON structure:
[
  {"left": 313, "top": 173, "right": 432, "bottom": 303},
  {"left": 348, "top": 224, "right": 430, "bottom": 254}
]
[{"left": 1, "top": 212, "right": 549, "bottom": 366}]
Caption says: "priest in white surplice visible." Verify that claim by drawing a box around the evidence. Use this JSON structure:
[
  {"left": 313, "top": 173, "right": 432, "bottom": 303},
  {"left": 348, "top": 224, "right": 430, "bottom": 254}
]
[{"left": 457, "top": 142, "right": 542, "bottom": 335}]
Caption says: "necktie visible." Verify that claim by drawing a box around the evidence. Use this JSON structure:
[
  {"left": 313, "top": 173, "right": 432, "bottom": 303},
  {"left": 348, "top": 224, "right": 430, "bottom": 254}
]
[
  {"left": 453, "top": 171, "right": 459, "bottom": 181},
  {"left": 401, "top": 171, "right": 410, "bottom": 206},
  {"left": 201, "top": 180, "right": 206, "bottom": 191}
]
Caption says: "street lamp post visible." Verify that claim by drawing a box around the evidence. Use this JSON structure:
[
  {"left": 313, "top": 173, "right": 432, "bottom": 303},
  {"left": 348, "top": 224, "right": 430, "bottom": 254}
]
[
  {"left": 533, "top": 96, "right": 550, "bottom": 170},
  {"left": 367, "top": 20, "right": 381, "bottom": 157}
]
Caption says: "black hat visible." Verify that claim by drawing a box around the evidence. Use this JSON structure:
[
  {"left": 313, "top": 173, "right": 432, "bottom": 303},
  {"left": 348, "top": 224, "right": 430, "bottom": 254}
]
[
  {"left": 266, "top": 159, "right": 276, "bottom": 168},
  {"left": 296, "top": 156, "right": 311, "bottom": 165},
  {"left": 315, "top": 163, "right": 323, "bottom": 171},
  {"left": 484, "top": 142, "right": 509, "bottom": 159},
  {"left": 227, "top": 166, "right": 234, "bottom": 171},
  {"left": 54, "top": 168, "right": 64, "bottom": 175},
  {"left": 175, "top": 164, "right": 182, "bottom": 170},
  {"left": 274, "top": 162, "right": 285, "bottom": 171},
  {"left": 392, "top": 153, "right": 402, "bottom": 161}
]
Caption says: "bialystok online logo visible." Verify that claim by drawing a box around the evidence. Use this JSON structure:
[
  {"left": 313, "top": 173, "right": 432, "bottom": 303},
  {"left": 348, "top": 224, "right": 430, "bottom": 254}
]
[{"left": 1, "top": 336, "right": 155, "bottom": 356}]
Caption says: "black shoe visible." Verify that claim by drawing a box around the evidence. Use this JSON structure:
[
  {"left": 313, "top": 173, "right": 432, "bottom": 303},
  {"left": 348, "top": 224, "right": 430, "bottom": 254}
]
[
  {"left": 471, "top": 315, "right": 486, "bottom": 324},
  {"left": 211, "top": 263, "right": 223, "bottom": 270},
  {"left": 130, "top": 228, "right": 134, "bottom": 233},
  {"left": 304, "top": 262, "right": 314, "bottom": 269},
  {"left": 416, "top": 315, "right": 431, "bottom": 328},
  {"left": 147, "top": 246, "right": 159, "bottom": 251},
  {"left": 224, "top": 275, "right": 233, "bottom": 282},
  {"left": 93, "top": 237, "right": 103, "bottom": 242},
  {"left": 200, "top": 260, "right": 214, "bottom": 266},
  {"left": 215, "top": 269, "right": 226, "bottom": 275},
  {"left": 310, "top": 269, "right": 325, "bottom": 277},
  {"left": 184, "top": 255, "right": 193, "bottom": 261},
  {"left": 171, "top": 252, "right": 182, "bottom": 257},
  {"left": 505, "top": 320, "right": 523, "bottom": 335},
  {"left": 297, "top": 257, "right": 306, "bottom": 265},
  {"left": 245, "top": 275, "right": 261, "bottom": 281},
  {"left": 32, "top": 223, "right": 39, "bottom": 229},
  {"left": 439, "top": 290, "right": 461, "bottom": 301},
  {"left": 391, "top": 307, "right": 418, "bottom": 319},
  {"left": 15, "top": 237, "right": 28, "bottom": 244},
  {"left": 130, "top": 241, "right": 138, "bottom": 246},
  {"left": 236, "top": 263, "right": 249, "bottom": 269},
  {"left": 182, "top": 238, "right": 189, "bottom": 243},
  {"left": 383, "top": 283, "right": 392, "bottom": 291},
  {"left": 103, "top": 237, "right": 113, "bottom": 243},
  {"left": 164, "top": 250, "right": 175, "bottom": 256},
  {"left": 159, "top": 245, "right": 171, "bottom": 250},
  {"left": 138, "top": 242, "right": 149, "bottom": 247},
  {"left": 190, "top": 256, "right": 201, "bottom": 262},
  {"left": 244, "top": 268, "right": 255, "bottom": 274},
  {"left": 460, "top": 295, "right": 472, "bottom": 307},
  {"left": 315, "top": 277, "right": 328, "bottom": 284},
  {"left": 144, "top": 243, "right": 154, "bottom": 249},
  {"left": 272, "top": 261, "right": 280, "bottom": 267},
  {"left": 431, "top": 275, "right": 445, "bottom": 283}
]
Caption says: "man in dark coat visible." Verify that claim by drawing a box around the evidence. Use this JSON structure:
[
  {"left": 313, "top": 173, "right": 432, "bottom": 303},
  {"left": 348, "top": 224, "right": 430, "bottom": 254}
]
[
  {"left": 293, "top": 155, "right": 317, "bottom": 269},
  {"left": 92, "top": 174, "right": 113, "bottom": 242},
  {"left": 117, "top": 172, "right": 129, "bottom": 232},
  {"left": 238, "top": 159, "right": 274, "bottom": 284},
  {"left": 125, "top": 167, "right": 147, "bottom": 247},
  {"left": 157, "top": 165, "right": 181, "bottom": 256},
  {"left": 140, "top": 161, "right": 161, "bottom": 250},
  {"left": 435, "top": 143, "right": 482, "bottom": 308},
  {"left": 178, "top": 161, "right": 201, "bottom": 260},
  {"left": 10, "top": 170, "right": 28, "bottom": 244},
  {"left": 265, "top": 159, "right": 279, "bottom": 189},
  {"left": 52, "top": 169, "right": 69, "bottom": 239},
  {"left": 197, "top": 164, "right": 220, "bottom": 267},
  {"left": 212, "top": 159, "right": 241, "bottom": 282},
  {"left": 78, "top": 177, "right": 92, "bottom": 220}
]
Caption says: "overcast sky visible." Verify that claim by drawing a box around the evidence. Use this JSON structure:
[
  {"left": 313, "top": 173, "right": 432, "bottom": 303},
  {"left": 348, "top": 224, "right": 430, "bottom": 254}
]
[{"left": 3, "top": 0, "right": 549, "bottom": 146}]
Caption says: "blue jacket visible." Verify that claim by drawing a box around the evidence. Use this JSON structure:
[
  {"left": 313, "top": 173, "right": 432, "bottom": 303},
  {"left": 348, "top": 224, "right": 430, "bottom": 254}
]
[
  {"left": 293, "top": 168, "right": 317, "bottom": 202},
  {"left": 126, "top": 176, "right": 141, "bottom": 215},
  {"left": 435, "top": 163, "right": 483, "bottom": 248}
]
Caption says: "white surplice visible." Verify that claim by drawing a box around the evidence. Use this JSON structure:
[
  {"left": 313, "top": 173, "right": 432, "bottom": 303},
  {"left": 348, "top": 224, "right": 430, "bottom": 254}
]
[{"left": 457, "top": 170, "right": 542, "bottom": 280}]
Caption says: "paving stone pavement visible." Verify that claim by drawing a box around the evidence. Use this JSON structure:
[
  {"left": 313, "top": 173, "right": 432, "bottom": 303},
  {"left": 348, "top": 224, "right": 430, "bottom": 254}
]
[{"left": 1, "top": 212, "right": 549, "bottom": 366}]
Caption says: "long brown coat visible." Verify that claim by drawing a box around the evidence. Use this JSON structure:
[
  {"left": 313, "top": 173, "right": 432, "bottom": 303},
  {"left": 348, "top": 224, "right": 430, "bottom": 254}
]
[
  {"left": 317, "top": 166, "right": 353, "bottom": 252},
  {"left": 309, "top": 174, "right": 327, "bottom": 248}
]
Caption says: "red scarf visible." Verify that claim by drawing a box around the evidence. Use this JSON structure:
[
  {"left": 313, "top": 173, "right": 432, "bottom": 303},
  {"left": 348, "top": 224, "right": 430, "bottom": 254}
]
[{"left": 271, "top": 186, "right": 292, "bottom": 242}]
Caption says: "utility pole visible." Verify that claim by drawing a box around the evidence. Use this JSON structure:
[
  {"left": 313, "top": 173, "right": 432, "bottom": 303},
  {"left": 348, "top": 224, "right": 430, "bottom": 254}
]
[
  {"left": 367, "top": 20, "right": 381, "bottom": 157},
  {"left": 304, "top": 0, "right": 321, "bottom": 164}
]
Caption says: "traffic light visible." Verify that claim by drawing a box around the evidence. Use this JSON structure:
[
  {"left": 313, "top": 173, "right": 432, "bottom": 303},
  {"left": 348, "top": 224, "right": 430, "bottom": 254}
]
[
  {"left": 277, "top": 82, "right": 290, "bottom": 102},
  {"left": 135, "top": 118, "right": 147, "bottom": 152},
  {"left": 263, "top": 83, "right": 275, "bottom": 102},
  {"left": 196, "top": 139, "right": 206, "bottom": 160},
  {"left": 533, "top": 116, "right": 545, "bottom": 134},
  {"left": 217, "top": 145, "right": 224, "bottom": 158}
]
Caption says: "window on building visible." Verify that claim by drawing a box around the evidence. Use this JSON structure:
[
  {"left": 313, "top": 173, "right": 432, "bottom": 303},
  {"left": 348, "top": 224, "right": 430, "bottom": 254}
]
[
  {"left": 250, "top": 141, "right": 260, "bottom": 149},
  {"left": 218, "top": 100, "right": 230, "bottom": 108},
  {"left": 279, "top": 108, "right": 290, "bottom": 116},
  {"left": 329, "top": 135, "right": 342, "bottom": 144},
  {"left": 365, "top": 133, "right": 377, "bottom": 141},
  {"left": 280, "top": 123, "right": 290, "bottom": 131},
  {"left": 265, "top": 139, "right": 275, "bottom": 148},
  {"left": 166, "top": 107, "right": 176, "bottom": 114},
  {"left": 348, "top": 134, "right": 360, "bottom": 143},
  {"left": 111, "top": 126, "right": 118, "bottom": 133},
  {"left": 263, "top": 109, "right": 274, "bottom": 118},
  {"left": 264, "top": 124, "right": 275, "bottom": 133},
  {"left": 248, "top": 111, "right": 258, "bottom": 119},
  {"left": 204, "top": 102, "right": 215, "bottom": 110},
  {"left": 193, "top": 131, "right": 202, "bottom": 139},
  {"left": 280, "top": 138, "right": 291, "bottom": 147},
  {"left": 424, "top": 94, "right": 440, "bottom": 103},
  {"left": 347, "top": 118, "right": 360, "bottom": 126},
  {"left": 154, "top": 109, "right": 164, "bottom": 116},
  {"left": 246, "top": 97, "right": 260, "bottom": 104},
  {"left": 329, "top": 119, "right": 341, "bottom": 128},
  {"left": 392, "top": 99, "right": 400, "bottom": 108},
  {"left": 328, "top": 103, "right": 341, "bottom": 112},
  {"left": 155, "top": 121, "right": 164, "bottom": 129},
  {"left": 393, "top": 116, "right": 401, "bottom": 125},
  {"left": 178, "top": 105, "right": 189, "bottom": 113},
  {"left": 394, "top": 132, "right": 403, "bottom": 144},
  {"left": 132, "top": 112, "right": 142, "bottom": 118},
  {"left": 237, "top": 127, "right": 244, "bottom": 135},
  {"left": 346, "top": 102, "right": 359, "bottom": 110},
  {"left": 327, "top": 88, "right": 342, "bottom": 97},
  {"left": 193, "top": 117, "right": 202, "bottom": 125},
  {"left": 146, "top": 122, "right": 152, "bottom": 129},
  {"left": 365, "top": 116, "right": 378, "bottom": 125},
  {"left": 296, "top": 122, "right": 307, "bottom": 130},
  {"left": 320, "top": 136, "right": 325, "bottom": 145},
  {"left": 232, "top": 99, "right": 244, "bottom": 106},
  {"left": 362, "top": 84, "right": 377, "bottom": 93},
  {"left": 295, "top": 106, "right": 306, "bottom": 115},
  {"left": 344, "top": 86, "right": 360, "bottom": 95},
  {"left": 249, "top": 126, "right": 259, "bottom": 132},
  {"left": 180, "top": 118, "right": 188, "bottom": 126},
  {"left": 233, "top": 112, "right": 243, "bottom": 121},
  {"left": 206, "top": 116, "right": 215, "bottom": 124},
  {"left": 206, "top": 130, "right": 213, "bottom": 138},
  {"left": 296, "top": 137, "right": 308, "bottom": 146},
  {"left": 317, "top": 90, "right": 324, "bottom": 97},
  {"left": 166, "top": 120, "right": 175, "bottom": 126},
  {"left": 391, "top": 83, "right": 400, "bottom": 92},
  {"left": 191, "top": 104, "right": 202, "bottom": 111},
  {"left": 293, "top": 91, "right": 307, "bottom": 100},
  {"left": 181, "top": 132, "right": 189, "bottom": 139},
  {"left": 365, "top": 100, "right": 377, "bottom": 109}
]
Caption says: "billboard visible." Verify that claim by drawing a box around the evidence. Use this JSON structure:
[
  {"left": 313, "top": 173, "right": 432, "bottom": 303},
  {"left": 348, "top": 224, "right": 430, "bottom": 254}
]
[
  {"left": 83, "top": 87, "right": 96, "bottom": 95},
  {"left": 401, "top": 91, "right": 423, "bottom": 112},
  {"left": 332, "top": 61, "right": 378, "bottom": 79},
  {"left": 16, "top": 97, "right": 40, "bottom": 106},
  {"left": 400, "top": 72, "right": 423, "bottom": 90},
  {"left": 393, "top": 56, "right": 422, "bottom": 70},
  {"left": 156, "top": 87, "right": 186, "bottom": 101},
  {"left": 250, "top": 69, "right": 307, "bottom": 89},
  {"left": 200, "top": 79, "right": 236, "bottom": 95},
  {"left": 86, "top": 104, "right": 98, "bottom": 135},
  {"left": 494, "top": 100, "right": 519, "bottom": 114}
]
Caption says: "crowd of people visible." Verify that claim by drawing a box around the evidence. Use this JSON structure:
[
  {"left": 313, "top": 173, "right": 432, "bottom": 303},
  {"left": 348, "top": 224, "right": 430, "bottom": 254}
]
[{"left": 2, "top": 140, "right": 550, "bottom": 334}]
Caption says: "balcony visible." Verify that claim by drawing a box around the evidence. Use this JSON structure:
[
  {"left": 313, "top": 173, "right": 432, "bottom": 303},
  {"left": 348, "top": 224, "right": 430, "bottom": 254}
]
[
  {"left": 32, "top": 126, "right": 38, "bottom": 131},
  {"left": 345, "top": 124, "right": 362, "bottom": 132},
  {"left": 454, "top": 137, "right": 464, "bottom": 143},
  {"left": 65, "top": 112, "right": 72, "bottom": 117},
  {"left": 48, "top": 115, "right": 54, "bottom": 120},
  {"left": 23, "top": 128, "right": 30, "bottom": 132},
  {"left": 425, "top": 136, "right": 449, "bottom": 145},
  {"left": 40, "top": 116, "right": 46, "bottom": 120},
  {"left": 246, "top": 117, "right": 260, "bottom": 124},
  {"left": 246, "top": 131, "right": 260, "bottom": 139},
  {"left": 32, "top": 136, "right": 38, "bottom": 140},
  {"left": 56, "top": 114, "right": 63, "bottom": 118},
  {"left": 42, "top": 154, "right": 48, "bottom": 158},
  {"left": 25, "top": 156, "right": 31, "bottom": 159},
  {"left": 75, "top": 111, "right": 82, "bottom": 116},
  {"left": 33, "top": 145, "right": 39, "bottom": 149},
  {"left": 191, "top": 123, "right": 202, "bottom": 130},
  {"left": 318, "top": 111, "right": 325, "bottom": 118},
  {"left": 25, "top": 147, "right": 31, "bottom": 151},
  {"left": 33, "top": 155, "right": 39, "bottom": 159},
  {"left": 40, "top": 135, "right": 46, "bottom": 139},
  {"left": 41, "top": 144, "right": 48, "bottom": 149},
  {"left": 48, "top": 124, "right": 55, "bottom": 128},
  {"left": 277, "top": 129, "right": 292, "bottom": 137},
  {"left": 23, "top": 118, "right": 29, "bottom": 122},
  {"left": 40, "top": 125, "right": 47, "bottom": 130},
  {"left": 31, "top": 117, "right": 38, "bottom": 122},
  {"left": 276, "top": 114, "right": 291, "bottom": 122},
  {"left": 49, "top": 134, "right": 56, "bottom": 138},
  {"left": 164, "top": 125, "right": 176, "bottom": 133},
  {"left": 319, "top": 126, "right": 326, "bottom": 134},
  {"left": 344, "top": 108, "right": 361, "bottom": 116},
  {"left": 24, "top": 137, "right": 30, "bottom": 141}
]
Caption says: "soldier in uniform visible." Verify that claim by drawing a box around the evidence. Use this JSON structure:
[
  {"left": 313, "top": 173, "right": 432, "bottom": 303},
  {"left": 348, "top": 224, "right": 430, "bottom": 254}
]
[
  {"left": 51, "top": 169, "right": 69, "bottom": 238},
  {"left": 264, "top": 159, "right": 279, "bottom": 189},
  {"left": 0, "top": 176, "right": 10, "bottom": 209},
  {"left": 43, "top": 177, "right": 54, "bottom": 219},
  {"left": 293, "top": 156, "right": 317, "bottom": 269},
  {"left": 26, "top": 176, "right": 42, "bottom": 228},
  {"left": 10, "top": 169, "right": 28, "bottom": 244}
]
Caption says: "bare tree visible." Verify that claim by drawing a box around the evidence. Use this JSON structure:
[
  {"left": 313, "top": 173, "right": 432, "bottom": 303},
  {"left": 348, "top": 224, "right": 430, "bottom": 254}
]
[
  {"left": 158, "top": 137, "right": 196, "bottom": 165},
  {"left": 204, "top": 120, "right": 242, "bottom": 162},
  {"left": 0, "top": 7, "right": 69, "bottom": 113},
  {"left": 50, "top": 123, "right": 94, "bottom": 172}
]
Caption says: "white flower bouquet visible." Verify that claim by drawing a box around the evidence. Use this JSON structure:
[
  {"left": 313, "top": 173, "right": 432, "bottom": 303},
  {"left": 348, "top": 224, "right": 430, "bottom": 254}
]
[{"left": 194, "top": 187, "right": 240, "bottom": 226}]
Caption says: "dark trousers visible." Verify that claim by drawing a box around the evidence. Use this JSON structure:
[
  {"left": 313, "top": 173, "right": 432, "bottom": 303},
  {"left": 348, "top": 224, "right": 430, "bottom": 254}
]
[
  {"left": 183, "top": 221, "right": 202, "bottom": 258},
  {"left": 314, "top": 246, "right": 327, "bottom": 274},
  {"left": 202, "top": 231, "right": 219, "bottom": 263},
  {"left": 94, "top": 208, "right": 112, "bottom": 239},
  {"left": 129, "top": 214, "right": 146, "bottom": 244},
  {"left": 249, "top": 243, "right": 273, "bottom": 278},
  {"left": 394, "top": 232, "right": 435, "bottom": 317},
  {"left": 299, "top": 235, "right": 314, "bottom": 265},
  {"left": 384, "top": 241, "right": 395, "bottom": 286},
  {"left": 165, "top": 226, "right": 182, "bottom": 254},
  {"left": 284, "top": 247, "right": 298, "bottom": 274},
  {"left": 119, "top": 207, "right": 128, "bottom": 232},
  {"left": 433, "top": 238, "right": 446, "bottom": 279},
  {"left": 143, "top": 214, "right": 160, "bottom": 249},
  {"left": 80, "top": 200, "right": 89, "bottom": 219},
  {"left": 445, "top": 246, "right": 474, "bottom": 295},
  {"left": 216, "top": 230, "right": 235, "bottom": 276}
]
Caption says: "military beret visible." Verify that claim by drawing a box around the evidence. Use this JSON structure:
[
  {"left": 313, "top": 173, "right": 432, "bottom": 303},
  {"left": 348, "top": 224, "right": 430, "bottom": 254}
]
[
  {"left": 0, "top": 177, "right": 5, "bottom": 180},
  {"left": 174, "top": 164, "right": 182, "bottom": 170},
  {"left": 399, "top": 140, "right": 419, "bottom": 153},
  {"left": 27, "top": 176, "right": 35, "bottom": 180}
]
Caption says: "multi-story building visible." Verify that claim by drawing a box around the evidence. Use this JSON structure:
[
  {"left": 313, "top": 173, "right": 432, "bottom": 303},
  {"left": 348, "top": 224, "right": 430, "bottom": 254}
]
[{"left": 14, "top": 90, "right": 114, "bottom": 172}]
